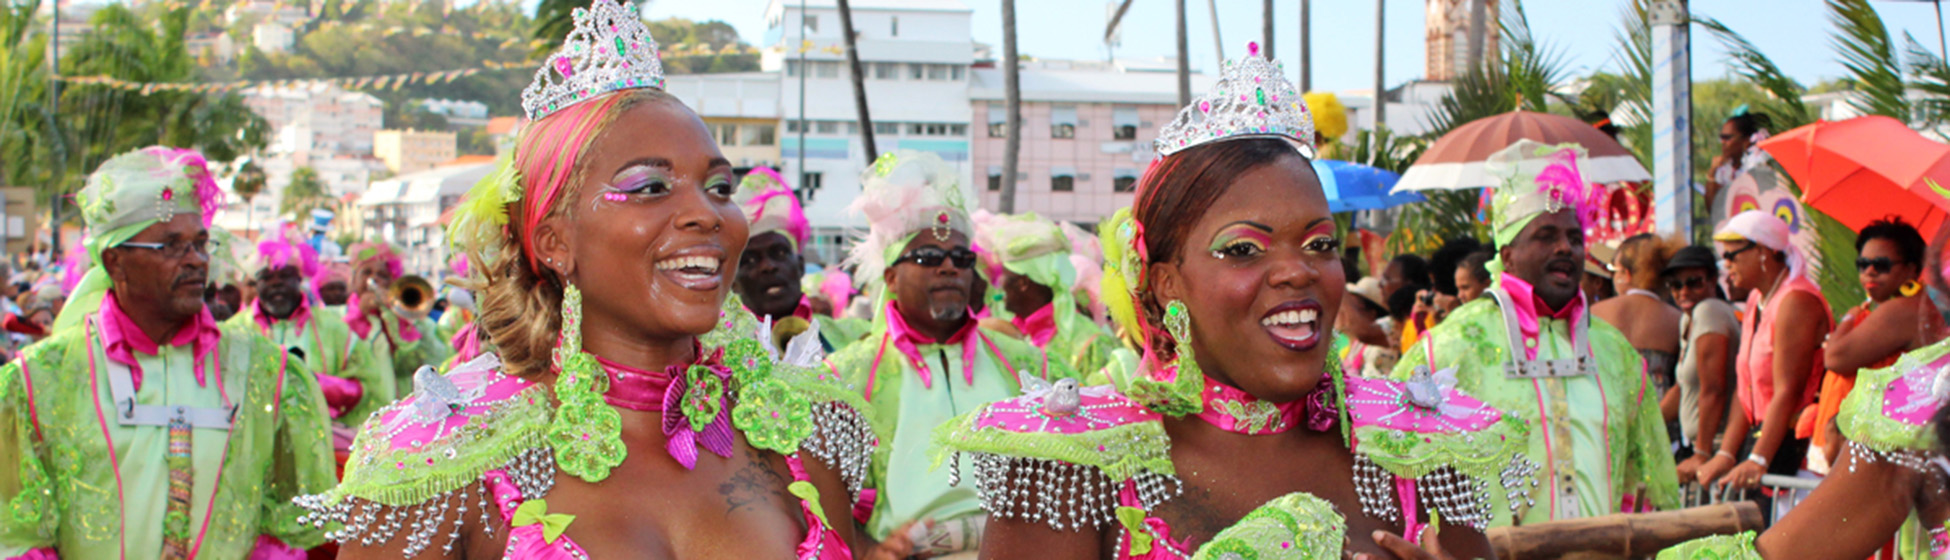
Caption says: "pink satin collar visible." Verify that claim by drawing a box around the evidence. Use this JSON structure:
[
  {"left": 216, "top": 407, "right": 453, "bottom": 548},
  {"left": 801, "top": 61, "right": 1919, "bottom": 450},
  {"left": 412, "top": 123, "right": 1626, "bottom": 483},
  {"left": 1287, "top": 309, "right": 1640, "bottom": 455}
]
[
  {"left": 592, "top": 346, "right": 734, "bottom": 470},
  {"left": 883, "top": 301, "right": 980, "bottom": 388},
  {"left": 98, "top": 292, "right": 221, "bottom": 390},
  {"left": 1497, "top": 273, "right": 1587, "bottom": 360},
  {"left": 1011, "top": 304, "right": 1057, "bottom": 347},
  {"left": 1191, "top": 376, "right": 1306, "bottom": 435},
  {"left": 792, "top": 297, "right": 815, "bottom": 320},
  {"left": 251, "top": 297, "right": 312, "bottom": 336},
  {"left": 345, "top": 292, "right": 422, "bottom": 343}
]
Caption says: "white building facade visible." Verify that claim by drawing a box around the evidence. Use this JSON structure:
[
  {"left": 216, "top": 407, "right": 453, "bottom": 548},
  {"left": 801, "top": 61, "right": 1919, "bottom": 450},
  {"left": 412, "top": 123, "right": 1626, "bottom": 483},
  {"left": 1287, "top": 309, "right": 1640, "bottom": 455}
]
[{"left": 763, "top": 0, "right": 975, "bottom": 265}]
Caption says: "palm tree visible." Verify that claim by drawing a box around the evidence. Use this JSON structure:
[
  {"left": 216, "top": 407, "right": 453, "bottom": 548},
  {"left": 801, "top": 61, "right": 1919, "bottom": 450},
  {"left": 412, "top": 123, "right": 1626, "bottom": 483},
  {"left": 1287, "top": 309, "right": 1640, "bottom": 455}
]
[
  {"left": 1830, "top": 0, "right": 1910, "bottom": 120},
  {"left": 835, "top": 0, "right": 877, "bottom": 163},
  {"left": 1000, "top": 0, "right": 1021, "bottom": 213},
  {"left": 280, "top": 167, "right": 335, "bottom": 219}
]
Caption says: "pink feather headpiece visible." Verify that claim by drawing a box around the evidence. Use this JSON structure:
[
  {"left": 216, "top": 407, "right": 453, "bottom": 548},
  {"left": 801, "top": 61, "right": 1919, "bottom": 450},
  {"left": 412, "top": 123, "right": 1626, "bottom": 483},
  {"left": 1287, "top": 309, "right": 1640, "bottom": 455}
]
[
  {"left": 254, "top": 224, "right": 321, "bottom": 278},
  {"left": 735, "top": 167, "right": 811, "bottom": 250}
]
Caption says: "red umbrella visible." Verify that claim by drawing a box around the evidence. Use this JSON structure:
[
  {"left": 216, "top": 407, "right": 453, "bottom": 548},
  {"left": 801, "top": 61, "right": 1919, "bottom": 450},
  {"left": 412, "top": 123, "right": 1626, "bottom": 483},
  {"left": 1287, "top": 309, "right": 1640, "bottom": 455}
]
[
  {"left": 1758, "top": 116, "right": 1950, "bottom": 238},
  {"left": 1395, "top": 110, "right": 1649, "bottom": 192}
]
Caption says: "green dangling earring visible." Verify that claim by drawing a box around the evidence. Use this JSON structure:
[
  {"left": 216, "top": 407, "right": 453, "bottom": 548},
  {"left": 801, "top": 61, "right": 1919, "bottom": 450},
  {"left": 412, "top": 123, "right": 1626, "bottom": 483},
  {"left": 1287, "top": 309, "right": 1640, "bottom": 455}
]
[
  {"left": 1128, "top": 300, "right": 1208, "bottom": 416},
  {"left": 546, "top": 283, "right": 627, "bottom": 482}
]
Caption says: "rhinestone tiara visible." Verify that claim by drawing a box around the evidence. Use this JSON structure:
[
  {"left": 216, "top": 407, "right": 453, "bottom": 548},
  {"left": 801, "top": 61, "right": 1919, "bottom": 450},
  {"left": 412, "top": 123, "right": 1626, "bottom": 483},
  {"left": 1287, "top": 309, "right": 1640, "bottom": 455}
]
[
  {"left": 520, "top": 0, "right": 666, "bottom": 121},
  {"left": 1154, "top": 42, "right": 1315, "bottom": 158}
]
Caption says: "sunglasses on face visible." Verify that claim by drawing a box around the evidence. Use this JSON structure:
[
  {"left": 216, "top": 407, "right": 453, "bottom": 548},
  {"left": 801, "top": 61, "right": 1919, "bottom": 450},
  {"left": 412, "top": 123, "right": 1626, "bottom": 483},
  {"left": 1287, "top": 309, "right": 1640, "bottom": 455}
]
[
  {"left": 1666, "top": 276, "right": 1710, "bottom": 291},
  {"left": 1721, "top": 243, "right": 1758, "bottom": 263},
  {"left": 896, "top": 247, "right": 977, "bottom": 269},
  {"left": 1857, "top": 257, "right": 1905, "bottom": 273}
]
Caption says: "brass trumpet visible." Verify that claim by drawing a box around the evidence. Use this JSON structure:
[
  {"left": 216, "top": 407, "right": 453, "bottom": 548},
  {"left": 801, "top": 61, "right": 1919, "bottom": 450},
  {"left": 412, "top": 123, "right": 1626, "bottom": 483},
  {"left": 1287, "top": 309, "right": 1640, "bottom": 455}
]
[{"left": 369, "top": 275, "right": 437, "bottom": 321}]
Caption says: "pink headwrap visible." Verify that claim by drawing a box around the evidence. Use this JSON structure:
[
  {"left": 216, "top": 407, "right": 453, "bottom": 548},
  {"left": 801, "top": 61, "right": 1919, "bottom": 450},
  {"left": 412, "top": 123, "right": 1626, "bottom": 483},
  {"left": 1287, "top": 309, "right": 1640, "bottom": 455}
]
[
  {"left": 255, "top": 226, "right": 321, "bottom": 278},
  {"left": 738, "top": 167, "right": 811, "bottom": 250},
  {"left": 347, "top": 241, "right": 404, "bottom": 279},
  {"left": 819, "top": 270, "right": 854, "bottom": 317}
]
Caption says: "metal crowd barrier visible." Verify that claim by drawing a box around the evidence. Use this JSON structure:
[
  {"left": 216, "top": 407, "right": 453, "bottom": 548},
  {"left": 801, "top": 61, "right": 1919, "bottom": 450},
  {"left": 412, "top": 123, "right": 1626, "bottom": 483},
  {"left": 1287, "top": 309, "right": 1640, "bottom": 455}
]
[{"left": 1680, "top": 474, "right": 1823, "bottom": 527}]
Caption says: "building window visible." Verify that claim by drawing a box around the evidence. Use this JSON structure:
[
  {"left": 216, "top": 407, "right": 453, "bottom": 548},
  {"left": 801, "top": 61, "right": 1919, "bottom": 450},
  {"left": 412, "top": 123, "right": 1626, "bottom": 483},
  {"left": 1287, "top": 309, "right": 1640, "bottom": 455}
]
[
  {"left": 715, "top": 123, "right": 738, "bottom": 146},
  {"left": 988, "top": 105, "right": 1006, "bottom": 138},
  {"left": 874, "top": 62, "right": 900, "bottom": 79},
  {"left": 890, "top": 16, "right": 898, "bottom": 37},
  {"left": 1113, "top": 169, "right": 1139, "bottom": 192},
  {"left": 1050, "top": 172, "right": 1074, "bottom": 192},
  {"left": 1112, "top": 106, "right": 1139, "bottom": 140},
  {"left": 926, "top": 64, "right": 949, "bottom": 80},
  {"left": 785, "top": 60, "right": 800, "bottom": 77},
  {"left": 803, "top": 14, "right": 818, "bottom": 33},
  {"left": 909, "top": 63, "right": 928, "bottom": 80},
  {"left": 814, "top": 61, "right": 840, "bottom": 78},
  {"left": 1051, "top": 105, "right": 1078, "bottom": 139},
  {"left": 950, "top": 123, "right": 967, "bottom": 136},
  {"left": 786, "top": 119, "right": 805, "bottom": 133},
  {"left": 987, "top": 167, "right": 1002, "bottom": 191},
  {"left": 816, "top": 121, "right": 839, "bottom": 134},
  {"left": 874, "top": 122, "right": 900, "bottom": 135},
  {"left": 950, "top": 65, "right": 965, "bottom": 80},
  {"left": 741, "top": 124, "right": 776, "bottom": 146},
  {"left": 800, "top": 171, "right": 823, "bottom": 201}
]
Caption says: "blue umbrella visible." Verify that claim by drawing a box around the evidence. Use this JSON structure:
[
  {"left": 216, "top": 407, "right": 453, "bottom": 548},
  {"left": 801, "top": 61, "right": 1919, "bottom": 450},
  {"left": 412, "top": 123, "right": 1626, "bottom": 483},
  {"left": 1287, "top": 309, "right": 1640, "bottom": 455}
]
[{"left": 1313, "top": 159, "right": 1424, "bottom": 212}]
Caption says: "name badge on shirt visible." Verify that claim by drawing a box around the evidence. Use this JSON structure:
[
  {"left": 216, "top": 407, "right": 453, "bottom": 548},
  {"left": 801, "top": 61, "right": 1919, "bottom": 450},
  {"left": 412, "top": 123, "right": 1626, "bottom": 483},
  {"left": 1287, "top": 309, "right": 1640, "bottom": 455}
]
[{"left": 1503, "top": 357, "right": 1591, "bottom": 379}]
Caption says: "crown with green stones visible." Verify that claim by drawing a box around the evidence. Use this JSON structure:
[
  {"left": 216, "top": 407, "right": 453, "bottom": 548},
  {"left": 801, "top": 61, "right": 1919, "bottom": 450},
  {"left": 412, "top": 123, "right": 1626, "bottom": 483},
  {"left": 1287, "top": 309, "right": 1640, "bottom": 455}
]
[
  {"left": 520, "top": 0, "right": 665, "bottom": 121},
  {"left": 1155, "top": 42, "right": 1315, "bottom": 158}
]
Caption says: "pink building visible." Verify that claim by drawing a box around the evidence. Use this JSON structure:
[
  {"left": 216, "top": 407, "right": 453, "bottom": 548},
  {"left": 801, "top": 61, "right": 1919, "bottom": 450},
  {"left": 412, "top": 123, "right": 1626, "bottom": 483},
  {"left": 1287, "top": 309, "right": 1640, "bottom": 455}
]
[{"left": 969, "top": 61, "right": 1213, "bottom": 226}]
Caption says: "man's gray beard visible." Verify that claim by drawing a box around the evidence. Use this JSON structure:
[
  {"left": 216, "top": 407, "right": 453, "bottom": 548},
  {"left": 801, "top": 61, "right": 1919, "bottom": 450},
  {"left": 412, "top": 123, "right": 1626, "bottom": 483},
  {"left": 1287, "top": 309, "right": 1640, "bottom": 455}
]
[{"left": 929, "top": 301, "right": 965, "bottom": 322}]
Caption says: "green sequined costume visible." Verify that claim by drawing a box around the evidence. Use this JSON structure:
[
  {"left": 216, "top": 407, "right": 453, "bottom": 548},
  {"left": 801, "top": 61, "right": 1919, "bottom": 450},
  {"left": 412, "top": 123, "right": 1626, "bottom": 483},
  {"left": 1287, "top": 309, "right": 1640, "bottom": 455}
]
[
  {"left": 226, "top": 303, "right": 397, "bottom": 427},
  {"left": 0, "top": 318, "right": 336, "bottom": 557}
]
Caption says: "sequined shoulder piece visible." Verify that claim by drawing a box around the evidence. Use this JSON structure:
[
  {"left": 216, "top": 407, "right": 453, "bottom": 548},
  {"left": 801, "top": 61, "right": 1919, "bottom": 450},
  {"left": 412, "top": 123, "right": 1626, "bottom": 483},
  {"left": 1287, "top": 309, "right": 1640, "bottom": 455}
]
[
  {"left": 300, "top": 353, "right": 553, "bottom": 508},
  {"left": 1839, "top": 338, "right": 1950, "bottom": 470},
  {"left": 932, "top": 381, "right": 1180, "bottom": 532},
  {"left": 1341, "top": 374, "right": 1538, "bottom": 532},
  {"left": 720, "top": 333, "right": 879, "bottom": 500},
  {"left": 1656, "top": 532, "right": 1762, "bottom": 560},
  {"left": 1190, "top": 492, "right": 1346, "bottom": 560}
]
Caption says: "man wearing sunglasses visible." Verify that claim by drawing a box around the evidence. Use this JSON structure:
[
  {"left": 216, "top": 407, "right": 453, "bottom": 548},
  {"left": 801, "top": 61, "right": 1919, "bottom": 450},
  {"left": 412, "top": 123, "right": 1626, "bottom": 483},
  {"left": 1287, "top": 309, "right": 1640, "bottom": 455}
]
[
  {"left": 827, "top": 151, "right": 1056, "bottom": 558},
  {"left": 0, "top": 147, "right": 335, "bottom": 558}
]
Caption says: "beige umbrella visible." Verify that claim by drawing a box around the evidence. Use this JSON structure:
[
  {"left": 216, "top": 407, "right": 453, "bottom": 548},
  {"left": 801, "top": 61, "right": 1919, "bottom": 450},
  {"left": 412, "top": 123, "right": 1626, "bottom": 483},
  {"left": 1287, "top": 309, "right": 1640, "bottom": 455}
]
[{"left": 1393, "top": 110, "right": 1649, "bottom": 192}]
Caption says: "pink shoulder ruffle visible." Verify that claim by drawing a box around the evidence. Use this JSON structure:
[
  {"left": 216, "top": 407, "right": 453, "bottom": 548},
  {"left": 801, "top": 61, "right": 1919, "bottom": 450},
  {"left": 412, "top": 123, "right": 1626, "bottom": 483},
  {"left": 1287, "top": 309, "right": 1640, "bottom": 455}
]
[{"left": 973, "top": 384, "right": 1160, "bottom": 435}]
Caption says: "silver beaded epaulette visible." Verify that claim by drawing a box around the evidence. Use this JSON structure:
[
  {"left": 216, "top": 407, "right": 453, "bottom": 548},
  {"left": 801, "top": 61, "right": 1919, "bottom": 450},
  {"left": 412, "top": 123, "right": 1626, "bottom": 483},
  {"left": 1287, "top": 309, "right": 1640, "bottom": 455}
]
[
  {"left": 946, "top": 452, "right": 1183, "bottom": 533},
  {"left": 1153, "top": 41, "right": 1315, "bottom": 158},
  {"left": 802, "top": 401, "right": 879, "bottom": 501},
  {"left": 519, "top": 0, "right": 666, "bottom": 121}
]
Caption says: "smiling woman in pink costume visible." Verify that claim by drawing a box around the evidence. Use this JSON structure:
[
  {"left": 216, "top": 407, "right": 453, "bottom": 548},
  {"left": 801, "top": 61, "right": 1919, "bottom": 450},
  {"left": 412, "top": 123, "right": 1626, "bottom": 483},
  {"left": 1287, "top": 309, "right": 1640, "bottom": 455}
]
[
  {"left": 933, "top": 43, "right": 1537, "bottom": 560},
  {"left": 296, "top": 2, "right": 878, "bottom": 557}
]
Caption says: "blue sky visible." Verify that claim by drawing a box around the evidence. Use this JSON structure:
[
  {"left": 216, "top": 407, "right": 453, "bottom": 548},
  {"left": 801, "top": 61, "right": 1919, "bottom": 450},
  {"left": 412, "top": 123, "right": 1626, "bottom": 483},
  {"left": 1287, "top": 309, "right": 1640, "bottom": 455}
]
[{"left": 632, "top": 0, "right": 1950, "bottom": 94}]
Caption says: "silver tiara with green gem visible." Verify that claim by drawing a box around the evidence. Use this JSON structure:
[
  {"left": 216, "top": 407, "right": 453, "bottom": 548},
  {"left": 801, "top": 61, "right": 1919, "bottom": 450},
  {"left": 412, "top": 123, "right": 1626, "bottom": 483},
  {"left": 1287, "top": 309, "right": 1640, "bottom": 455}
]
[
  {"left": 520, "top": 0, "right": 665, "bottom": 121},
  {"left": 1154, "top": 42, "right": 1315, "bottom": 158}
]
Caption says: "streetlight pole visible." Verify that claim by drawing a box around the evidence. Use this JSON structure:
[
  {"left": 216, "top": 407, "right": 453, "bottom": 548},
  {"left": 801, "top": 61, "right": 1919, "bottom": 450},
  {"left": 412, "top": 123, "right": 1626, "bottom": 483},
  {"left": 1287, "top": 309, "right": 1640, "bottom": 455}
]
[{"left": 1373, "top": 0, "right": 1385, "bottom": 129}]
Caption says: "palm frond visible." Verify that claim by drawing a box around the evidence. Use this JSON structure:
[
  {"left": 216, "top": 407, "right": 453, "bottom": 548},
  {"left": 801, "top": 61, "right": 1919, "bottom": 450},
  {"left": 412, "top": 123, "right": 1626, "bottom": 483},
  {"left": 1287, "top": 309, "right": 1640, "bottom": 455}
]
[
  {"left": 1905, "top": 33, "right": 1950, "bottom": 126},
  {"left": 1829, "top": 0, "right": 1909, "bottom": 120},
  {"left": 1696, "top": 16, "right": 1812, "bottom": 129},
  {"left": 1498, "top": 0, "right": 1569, "bottom": 113}
]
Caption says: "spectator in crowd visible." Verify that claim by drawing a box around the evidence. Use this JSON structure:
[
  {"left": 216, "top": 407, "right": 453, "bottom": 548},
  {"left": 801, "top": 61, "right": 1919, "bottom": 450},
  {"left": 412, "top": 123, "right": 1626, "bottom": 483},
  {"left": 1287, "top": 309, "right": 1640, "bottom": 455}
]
[
  {"left": 1698, "top": 210, "right": 1832, "bottom": 488},
  {"left": 1338, "top": 277, "right": 1399, "bottom": 378},
  {"left": 1663, "top": 246, "right": 1741, "bottom": 483},
  {"left": 1594, "top": 234, "right": 1684, "bottom": 395},
  {"left": 1814, "top": 217, "right": 1945, "bottom": 471},
  {"left": 1456, "top": 250, "right": 1494, "bottom": 305}
]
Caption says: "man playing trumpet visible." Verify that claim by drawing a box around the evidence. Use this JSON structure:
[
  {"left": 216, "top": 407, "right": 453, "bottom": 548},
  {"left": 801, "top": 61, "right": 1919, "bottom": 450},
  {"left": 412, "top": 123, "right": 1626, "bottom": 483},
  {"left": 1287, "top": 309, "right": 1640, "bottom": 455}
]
[{"left": 345, "top": 241, "right": 451, "bottom": 400}]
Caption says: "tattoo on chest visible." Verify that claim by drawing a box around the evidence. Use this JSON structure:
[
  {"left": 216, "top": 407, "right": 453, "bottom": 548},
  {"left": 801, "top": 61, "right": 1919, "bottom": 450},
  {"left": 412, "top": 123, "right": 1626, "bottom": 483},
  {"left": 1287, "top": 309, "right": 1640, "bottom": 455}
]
[
  {"left": 1152, "top": 483, "right": 1235, "bottom": 544},
  {"left": 719, "top": 447, "right": 789, "bottom": 516}
]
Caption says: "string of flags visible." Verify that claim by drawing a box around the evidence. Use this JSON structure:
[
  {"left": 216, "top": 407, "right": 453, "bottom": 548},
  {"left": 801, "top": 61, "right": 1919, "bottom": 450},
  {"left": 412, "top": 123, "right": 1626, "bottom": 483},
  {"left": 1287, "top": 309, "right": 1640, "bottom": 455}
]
[{"left": 55, "top": 64, "right": 526, "bottom": 95}]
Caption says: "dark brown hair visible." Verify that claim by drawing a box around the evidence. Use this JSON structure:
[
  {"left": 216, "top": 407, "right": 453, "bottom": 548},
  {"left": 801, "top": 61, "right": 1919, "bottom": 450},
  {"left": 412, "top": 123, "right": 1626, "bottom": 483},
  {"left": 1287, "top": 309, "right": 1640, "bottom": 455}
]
[{"left": 1132, "top": 138, "right": 1310, "bottom": 358}]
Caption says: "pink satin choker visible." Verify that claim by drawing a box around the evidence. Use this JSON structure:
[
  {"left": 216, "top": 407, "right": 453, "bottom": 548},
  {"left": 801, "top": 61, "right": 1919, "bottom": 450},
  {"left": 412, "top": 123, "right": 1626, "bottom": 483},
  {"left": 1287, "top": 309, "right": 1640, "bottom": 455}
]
[{"left": 1191, "top": 377, "right": 1307, "bottom": 435}]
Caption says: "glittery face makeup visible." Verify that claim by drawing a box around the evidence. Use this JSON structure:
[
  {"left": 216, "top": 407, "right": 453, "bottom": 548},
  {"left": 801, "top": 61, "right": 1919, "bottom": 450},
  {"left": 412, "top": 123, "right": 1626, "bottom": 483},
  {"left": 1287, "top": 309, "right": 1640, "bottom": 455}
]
[
  {"left": 595, "top": 163, "right": 735, "bottom": 208},
  {"left": 1208, "top": 224, "right": 1273, "bottom": 260}
]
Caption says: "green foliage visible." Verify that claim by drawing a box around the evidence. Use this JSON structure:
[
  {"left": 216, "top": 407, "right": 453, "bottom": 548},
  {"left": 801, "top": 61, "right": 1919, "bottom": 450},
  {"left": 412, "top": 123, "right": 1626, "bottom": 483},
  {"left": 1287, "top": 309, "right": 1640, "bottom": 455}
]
[
  {"left": 280, "top": 166, "right": 334, "bottom": 219},
  {"left": 1905, "top": 34, "right": 1950, "bottom": 126},
  {"left": 1829, "top": 0, "right": 1910, "bottom": 120},
  {"left": 236, "top": 1, "right": 533, "bottom": 117},
  {"left": 0, "top": 0, "right": 60, "bottom": 193}
]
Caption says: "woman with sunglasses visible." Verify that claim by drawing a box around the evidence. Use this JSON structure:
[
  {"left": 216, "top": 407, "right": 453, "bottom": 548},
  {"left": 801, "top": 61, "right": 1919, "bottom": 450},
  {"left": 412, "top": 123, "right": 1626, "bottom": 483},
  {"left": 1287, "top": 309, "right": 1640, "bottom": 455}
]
[
  {"left": 1814, "top": 217, "right": 1946, "bottom": 472},
  {"left": 1697, "top": 210, "right": 1832, "bottom": 489},
  {"left": 1662, "top": 246, "right": 1741, "bottom": 485}
]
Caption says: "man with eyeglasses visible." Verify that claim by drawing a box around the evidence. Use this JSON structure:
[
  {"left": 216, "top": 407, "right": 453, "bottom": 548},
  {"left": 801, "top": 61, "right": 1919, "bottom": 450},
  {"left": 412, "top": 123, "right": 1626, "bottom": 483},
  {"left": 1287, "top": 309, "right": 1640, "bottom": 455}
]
[
  {"left": 0, "top": 147, "right": 335, "bottom": 558},
  {"left": 1395, "top": 141, "right": 1678, "bottom": 526},
  {"left": 826, "top": 151, "right": 1059, "bottom": 558},
  {"left": 224, "top": 228, "right": 395, "bottom": 431}
]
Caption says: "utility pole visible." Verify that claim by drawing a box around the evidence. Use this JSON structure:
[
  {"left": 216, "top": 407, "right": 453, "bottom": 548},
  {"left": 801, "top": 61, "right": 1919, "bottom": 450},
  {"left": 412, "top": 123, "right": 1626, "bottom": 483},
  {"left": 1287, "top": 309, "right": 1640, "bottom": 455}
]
[
  {"left": 1262, "top": 0, "right": 1273, "bottom": 57},
  {"left": 1373, "top": 0, "right": 1385, "bottom": 129},
  {"left": 1300, "top": 0, "right": 1311, "bottom": 92},
  {"left": 1650, "top": 0, "right": 1692, "bottom": 237},
  {"left": 835, "top": 0, "right": 875, "bottom": 163},
  {"left": 48, "top": 2, "right": 60, "bottom": 257},
  {"left": 1001, "top": 0, "right": 1020, "bottom": 213},
  {"left": 1176, "top": 0, "right": 1189, "bottom": 107},
  {"left": 795, "top": 0, "right": 808, "bottom": 199}
]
